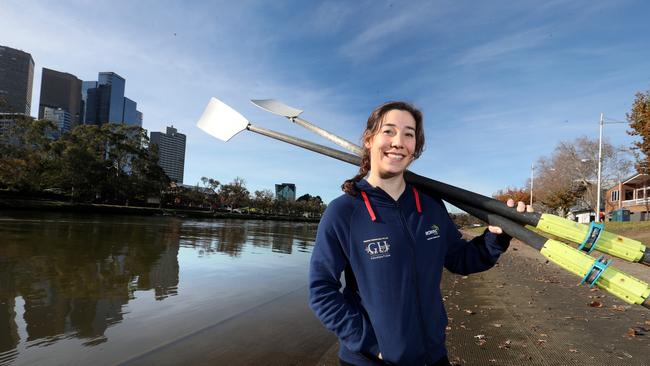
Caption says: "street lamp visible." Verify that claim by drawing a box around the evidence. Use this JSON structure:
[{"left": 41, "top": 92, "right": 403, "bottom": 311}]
[{"left": 595, "top": 113, "right": 628, "bottom": 222}]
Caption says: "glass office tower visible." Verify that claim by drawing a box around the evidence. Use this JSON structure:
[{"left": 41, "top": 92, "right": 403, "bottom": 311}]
[
  {"left": 275, "top": 183, "right": 297, "bottom": 201},
  {"left": 122, "top": 97, "right": 140, "bottom": 126},
  {"left": 97, "top": 72, "right": 125, "bottom": 124}
]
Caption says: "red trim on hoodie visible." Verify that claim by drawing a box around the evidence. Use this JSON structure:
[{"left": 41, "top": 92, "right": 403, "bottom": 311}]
[
  {"left": 360, "top": 191, "right": 377, "bottom": 221},
  {"left": 413, "top": 187, "right": 422, "bottom": 214}
]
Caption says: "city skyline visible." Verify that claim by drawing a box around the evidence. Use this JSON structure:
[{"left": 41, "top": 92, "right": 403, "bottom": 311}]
[{"left": 2, "top": 1, "right": 650, "bottom": 204}]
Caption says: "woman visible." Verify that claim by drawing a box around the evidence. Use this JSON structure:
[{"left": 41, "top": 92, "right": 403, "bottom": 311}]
[{"left": 308, "top": 101, "right": 528, "bottom": 366}]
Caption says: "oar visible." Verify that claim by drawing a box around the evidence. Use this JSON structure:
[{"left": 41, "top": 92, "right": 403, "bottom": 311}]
[
  {"left": 251, "top": 99, "right": 363, "bottom": 155},
  {"left": 251, "top": 98, "right": 650, "bottom": 266},
  {"left": 197, "top": 97, "right": 650, "bottom": 309}
]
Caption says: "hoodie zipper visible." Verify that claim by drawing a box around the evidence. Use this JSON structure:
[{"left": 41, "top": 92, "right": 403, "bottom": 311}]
[{"left": 396, "top": 201, "right": 434, "bottom": 364}]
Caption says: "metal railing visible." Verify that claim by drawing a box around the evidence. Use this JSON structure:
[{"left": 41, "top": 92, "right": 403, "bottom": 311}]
[{"left": 622, "top": 198, "right": 650, "bottom": 207}]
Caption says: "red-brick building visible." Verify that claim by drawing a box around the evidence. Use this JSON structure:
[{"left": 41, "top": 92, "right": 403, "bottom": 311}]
[{"left": 604, "top": 173, "right": 650, "bottom": 221}]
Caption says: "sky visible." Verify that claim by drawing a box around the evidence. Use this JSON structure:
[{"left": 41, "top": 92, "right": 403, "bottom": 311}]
[{"left": 3, "top": 0, "right": 650, "bottom": 206}]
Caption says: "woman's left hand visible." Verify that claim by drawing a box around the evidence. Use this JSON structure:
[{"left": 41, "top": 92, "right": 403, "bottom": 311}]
[{"left": 487, "top": 199, "right": 533, "bottom": 234}]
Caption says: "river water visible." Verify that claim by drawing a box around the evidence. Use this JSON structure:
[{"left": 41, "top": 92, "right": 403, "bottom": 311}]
[{"left": 0, "top": 211, "right": 334, "bottom": 365}]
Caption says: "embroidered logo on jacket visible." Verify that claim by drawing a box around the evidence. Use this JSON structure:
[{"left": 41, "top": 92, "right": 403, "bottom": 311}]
[
  {"left": 425, "top": 224, "right": 441, "bottom": 240},
  {"left": 363, "top": 236, "right": 391, "bottom": 260}
]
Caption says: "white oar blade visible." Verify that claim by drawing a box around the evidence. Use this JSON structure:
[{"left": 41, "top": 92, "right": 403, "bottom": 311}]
[
  {"left": 197, "top": 97, "right": 249, "bottom": 141},
  {"left": 251, "top": 99, "right": 303, "bottom": 118}
]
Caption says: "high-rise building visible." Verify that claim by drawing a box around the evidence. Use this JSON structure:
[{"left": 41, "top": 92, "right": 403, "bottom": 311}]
[
  {"left": 275, "top": 183, "right": 296, "bottom": 201},
  {"left": 38, "top": 68, "right": 82, "bottom": 130},
  {"left": 82, "top": 72, "right": 142, "bottom": 126},
  {"left": 43, "top": 107, "right": 71, "bottom": 134},
  {"left": 97, "top": 72, "right": 125, "bottom": 124},
  {"left": 80, "top": 81, "right": 97, "bottom": 124},
  {"left": 122, "top": 97, "right": 140, "bottom": 127},
  {"left": 0, "top": 45, "right": 34, "bottom": 115},
  {"left": 150, "top": 126, "right": 186, "bottom": 183}
]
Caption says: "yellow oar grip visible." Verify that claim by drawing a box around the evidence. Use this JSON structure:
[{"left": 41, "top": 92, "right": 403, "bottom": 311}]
[
  {"left": 540, "top": 239, "right": 650, "bottom": 305},
  {"left": 536, "top": 214, "right": 646, "bottom": 262}
]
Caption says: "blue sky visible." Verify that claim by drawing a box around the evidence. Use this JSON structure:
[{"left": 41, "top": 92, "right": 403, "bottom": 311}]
[{"left": 3, "top": 0, "right": 649, "bottom": 205}]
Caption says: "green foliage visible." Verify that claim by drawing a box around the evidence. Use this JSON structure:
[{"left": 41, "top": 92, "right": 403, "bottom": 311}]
[
  {"left": 0, "top": 117, "right": 59, "bottom": 192},
  {"left": 218, "top": 177, "right": 250, "bottom": 209},
  {"left": 251, "top": 189, "right": 274, "bottom": 213},
  {"left": 0, "top": 120, "right": 326, "bottom": 216},
  {"left": 0, "top": 120, "right": 169, "bottom": 203},
  {"left": 627, "top": 90, "right": 650, "bottom": 173}
]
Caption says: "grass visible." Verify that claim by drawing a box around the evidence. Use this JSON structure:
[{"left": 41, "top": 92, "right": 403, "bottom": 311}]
[{"left": 604, "top": 221, "right": 650, "bottom": 243}]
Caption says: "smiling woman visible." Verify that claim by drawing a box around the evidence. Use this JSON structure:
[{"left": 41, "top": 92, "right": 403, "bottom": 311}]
[{"left": 308, "top": 101, "right": 525, "bottom": 366}]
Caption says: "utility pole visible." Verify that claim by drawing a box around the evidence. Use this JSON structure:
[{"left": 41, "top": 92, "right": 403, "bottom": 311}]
[
  {"left": 596, "top": 113, "right": 604, "bottom": 222},
  {"left": 596, "top": 114, "right": 627, "bottom": 222},
  {"left": 530, "top": 163, "right": 534, "bottom": 206}
]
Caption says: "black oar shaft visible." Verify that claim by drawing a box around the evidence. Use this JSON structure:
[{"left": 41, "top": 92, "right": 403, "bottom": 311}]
[
  {"left": 404, "top": 171, "right": 541, "bottom": 226},
  {"left": 442, "top": 197, "right": 547, "bottom": 251}
]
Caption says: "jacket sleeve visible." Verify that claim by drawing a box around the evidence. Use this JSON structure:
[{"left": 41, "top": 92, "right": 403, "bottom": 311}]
[
  {"left": 308, "top": 208, "right": 380, "bottom": 355},
  {"left": 443, "top": 214, "right": 512, "bottom": 275}
]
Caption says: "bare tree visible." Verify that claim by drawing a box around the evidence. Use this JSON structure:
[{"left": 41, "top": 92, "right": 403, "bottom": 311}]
[{"left": 532, "top": 136, "right": 632, "bottom": 215}]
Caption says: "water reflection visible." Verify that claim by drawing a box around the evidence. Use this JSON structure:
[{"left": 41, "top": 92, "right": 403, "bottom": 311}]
[
  {"left": 180, "top": 220, "right": 317, "bottom": 256},
  {"left": 0, "top": 213, "right": 317, "bottom": 365}
]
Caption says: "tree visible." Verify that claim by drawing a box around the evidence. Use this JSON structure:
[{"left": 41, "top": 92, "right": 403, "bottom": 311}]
[
  {"left": 218, "top": 177, "right": 250, "bottom": 209},
  {"left": 49, "top": 124, "right": 108, "bottom": 201},
  {"left": 199, "top": 176, "right": 220, "bottom": 209},
  {"left": 531, "top": 136, "right": 632, "bottom": 215},
  {"left": 200, "top": 176, "right": 220, "bottom": 193},
  {"left": 129, "top": 142, "right": 170, "bottom": 205},
  {"left": 493, "top": 187, "right": 530, "bottom": 204},
  {"left": 627, "top": 90, "right": 650, "bottom": 173},
  {"left": 0, "top": 117, "right": 59, "bottom": 192},
  {"left": 252, "top": 189, "right": 274, "bottom": 213}
]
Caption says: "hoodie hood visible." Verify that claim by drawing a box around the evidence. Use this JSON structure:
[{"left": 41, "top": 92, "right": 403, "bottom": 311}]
[{"left": 354, "top": 179, "right": 422, "bottom": 221}]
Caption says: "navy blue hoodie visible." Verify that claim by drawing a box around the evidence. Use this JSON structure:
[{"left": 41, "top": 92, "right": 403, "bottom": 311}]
[{"left": 309, "top": 179, "right": 510, "bottom": 365}]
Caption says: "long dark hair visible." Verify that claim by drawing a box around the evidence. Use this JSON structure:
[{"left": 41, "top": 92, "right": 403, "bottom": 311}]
[{"left": 341, "top": 101, "right": 425, "bottom": 195}]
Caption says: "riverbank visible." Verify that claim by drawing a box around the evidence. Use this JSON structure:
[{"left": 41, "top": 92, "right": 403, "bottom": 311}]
[{"left": 0, "top": 197, "right": 320, "bottom": 222}]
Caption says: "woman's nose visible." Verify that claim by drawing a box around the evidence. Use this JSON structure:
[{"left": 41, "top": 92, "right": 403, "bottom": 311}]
[{"left": 391, "top": 134, "right": 404, "bottom": 147}]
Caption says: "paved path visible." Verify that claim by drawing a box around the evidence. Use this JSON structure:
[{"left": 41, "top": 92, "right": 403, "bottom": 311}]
[{"left": 442, "top": 239, "right": 650, "bottom": 365}]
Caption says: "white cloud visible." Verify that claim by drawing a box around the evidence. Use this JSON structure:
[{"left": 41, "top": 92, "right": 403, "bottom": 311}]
[{"left": 455, "top": 26, "right": 552, "bottom": 66}]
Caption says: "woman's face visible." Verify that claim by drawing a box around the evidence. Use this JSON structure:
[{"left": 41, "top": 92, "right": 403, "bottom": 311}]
[{"left": 365, "top": 109, "right": 417, "bottom": 180}]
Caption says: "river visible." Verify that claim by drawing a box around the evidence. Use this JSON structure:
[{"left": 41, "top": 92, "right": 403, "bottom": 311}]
[{"left": 0, "top": 211, "right": 335, "bottom": 365}]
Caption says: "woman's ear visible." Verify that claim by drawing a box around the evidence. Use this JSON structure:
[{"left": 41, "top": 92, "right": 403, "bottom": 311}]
[{"left": 363, "top": 134, "right": 372, "bottom": 149}]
